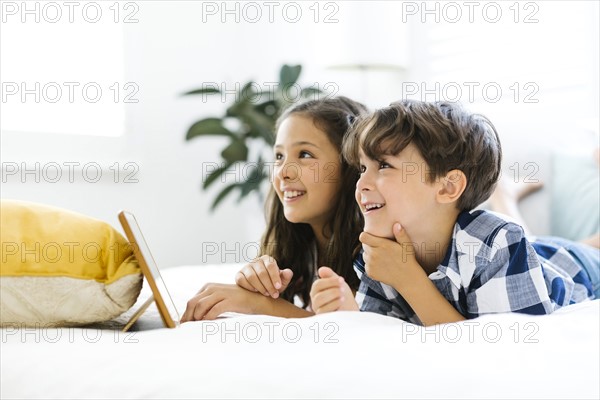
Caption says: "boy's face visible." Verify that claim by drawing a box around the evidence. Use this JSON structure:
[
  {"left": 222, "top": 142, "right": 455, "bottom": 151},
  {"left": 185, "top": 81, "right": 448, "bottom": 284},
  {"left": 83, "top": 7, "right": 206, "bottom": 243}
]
[{"left": 355, "top": 142, "right": 440, "bottom": 239}]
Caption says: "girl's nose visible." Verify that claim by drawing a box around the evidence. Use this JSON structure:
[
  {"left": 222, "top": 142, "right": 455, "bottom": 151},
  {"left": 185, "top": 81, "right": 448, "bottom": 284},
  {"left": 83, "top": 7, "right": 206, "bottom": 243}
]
[{"left": 276, "top": 158, "right": 299, "bottom": 182}]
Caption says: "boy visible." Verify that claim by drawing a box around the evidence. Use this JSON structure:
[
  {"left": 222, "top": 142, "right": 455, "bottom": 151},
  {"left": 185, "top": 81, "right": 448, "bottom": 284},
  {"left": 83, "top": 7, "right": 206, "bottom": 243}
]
[{"left": 310, "top": 100, "right": 598, "bottom": 326}]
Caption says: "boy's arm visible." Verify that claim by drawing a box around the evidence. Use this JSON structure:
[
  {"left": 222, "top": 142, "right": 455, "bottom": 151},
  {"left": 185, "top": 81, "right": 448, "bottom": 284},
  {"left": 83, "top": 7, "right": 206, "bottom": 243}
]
[
  {"left": 361, "top": 244, "right": 465, "bottom": 325},
  {"left": 361, "top": 221, "right": 555, "bottom": 325},
  {"left": 397, "top": 222, "right": 555, "bottom": 322},
  {"left": 389, "top": 274, "right": 466, "bottom": 326},
  {"left": 462, "top": 223, "right": 553, "bottom": 317},
  {"left": 360, "top": 226, "right": 466, "bottom": 326}
]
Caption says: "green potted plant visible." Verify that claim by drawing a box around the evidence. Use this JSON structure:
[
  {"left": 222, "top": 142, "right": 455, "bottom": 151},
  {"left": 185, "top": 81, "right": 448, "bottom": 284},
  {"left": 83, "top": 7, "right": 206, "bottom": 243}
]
[{"left": 182, "top": 64, "right": 322, "bottom": 210}]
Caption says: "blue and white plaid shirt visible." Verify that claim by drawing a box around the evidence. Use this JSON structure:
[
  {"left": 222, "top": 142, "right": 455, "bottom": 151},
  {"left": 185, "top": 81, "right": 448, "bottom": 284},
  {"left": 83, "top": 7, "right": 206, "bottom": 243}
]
[{"left": 354, "top": 210, "right": 595, "bottom": 324}]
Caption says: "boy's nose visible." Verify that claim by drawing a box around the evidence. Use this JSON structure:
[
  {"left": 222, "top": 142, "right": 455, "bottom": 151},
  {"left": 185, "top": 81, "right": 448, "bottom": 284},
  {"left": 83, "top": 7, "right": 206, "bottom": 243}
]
[{"left": 356, "top": 173, "right": 373, "bottom": 191}]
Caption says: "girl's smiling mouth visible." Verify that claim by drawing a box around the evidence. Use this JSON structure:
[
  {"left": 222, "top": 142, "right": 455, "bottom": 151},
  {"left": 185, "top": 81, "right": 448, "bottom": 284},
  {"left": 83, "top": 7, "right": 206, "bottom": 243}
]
[{"left": 282, "top": 190, "right": 306, "bottom": 201}]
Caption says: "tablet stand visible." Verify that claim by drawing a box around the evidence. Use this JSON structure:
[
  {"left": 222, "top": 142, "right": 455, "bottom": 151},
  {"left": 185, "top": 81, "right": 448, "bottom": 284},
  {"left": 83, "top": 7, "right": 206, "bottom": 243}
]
[{"left": 122, "top": 295, "right": 155, "bottom": 332}]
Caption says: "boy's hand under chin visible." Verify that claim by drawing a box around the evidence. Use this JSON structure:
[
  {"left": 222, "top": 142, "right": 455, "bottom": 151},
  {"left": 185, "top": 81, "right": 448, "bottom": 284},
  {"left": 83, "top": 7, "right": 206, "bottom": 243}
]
[{"left": 359, "top": 223, "right": 428, "bottom": 290}]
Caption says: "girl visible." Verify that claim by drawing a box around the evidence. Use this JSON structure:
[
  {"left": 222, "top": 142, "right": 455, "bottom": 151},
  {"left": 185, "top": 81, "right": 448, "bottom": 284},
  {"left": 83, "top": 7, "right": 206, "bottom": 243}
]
[{"left": 180, "top": 96, "right": 367, "bottom": 321}]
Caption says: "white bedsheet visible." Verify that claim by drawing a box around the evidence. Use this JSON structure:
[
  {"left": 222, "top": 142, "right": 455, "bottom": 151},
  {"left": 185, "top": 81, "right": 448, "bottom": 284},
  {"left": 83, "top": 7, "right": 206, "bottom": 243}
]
[{"left": 2, "top": 264, "right": 599, "bottom": 399}]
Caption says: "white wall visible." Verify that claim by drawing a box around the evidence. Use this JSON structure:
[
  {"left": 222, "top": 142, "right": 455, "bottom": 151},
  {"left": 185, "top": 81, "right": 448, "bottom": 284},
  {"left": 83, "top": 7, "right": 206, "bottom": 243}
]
[
  {"left": 1, "top": 1, "right": 408, "bottom": 268},
  {"left": 2, "top": 1, "right": 598, "bottom": 267}
]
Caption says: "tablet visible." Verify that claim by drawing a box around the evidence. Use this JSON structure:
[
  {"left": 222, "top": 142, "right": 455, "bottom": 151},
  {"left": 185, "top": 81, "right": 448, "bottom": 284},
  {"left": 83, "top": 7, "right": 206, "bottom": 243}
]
[{"left": 118, "top": 210, "right": 180, "bottom": 331}]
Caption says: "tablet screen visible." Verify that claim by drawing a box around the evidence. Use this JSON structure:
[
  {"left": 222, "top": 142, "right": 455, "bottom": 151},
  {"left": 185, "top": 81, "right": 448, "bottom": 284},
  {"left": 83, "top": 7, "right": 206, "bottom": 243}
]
[{"left": 119, "top": 211, "right": 180, "bottom": 328}]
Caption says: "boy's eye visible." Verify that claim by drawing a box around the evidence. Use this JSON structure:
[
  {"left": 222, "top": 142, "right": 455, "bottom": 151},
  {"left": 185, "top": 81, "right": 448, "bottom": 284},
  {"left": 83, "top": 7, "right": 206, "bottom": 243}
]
[
  {"left": 359, "top": 165, "right": 366, "bottom": 174},
  {"left": 378, "top": 161, "right": 391, "bottom": 169},
  {"left": 274, "top": 153, "right": 283, "bottom": 163},
  {"left": 299, "top": 151, "right": 313, "bottom": 159}
]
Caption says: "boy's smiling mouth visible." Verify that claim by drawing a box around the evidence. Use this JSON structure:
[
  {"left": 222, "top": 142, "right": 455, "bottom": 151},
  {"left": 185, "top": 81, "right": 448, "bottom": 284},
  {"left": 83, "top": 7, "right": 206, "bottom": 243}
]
[{"left": 362, "top": 202, "right": 385, "bottom": 213}]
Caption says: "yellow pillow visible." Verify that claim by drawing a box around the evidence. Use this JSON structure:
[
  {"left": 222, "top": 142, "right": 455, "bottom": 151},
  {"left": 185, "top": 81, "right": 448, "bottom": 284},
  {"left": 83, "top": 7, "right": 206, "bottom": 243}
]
[{"left": 0, "top": 200, "right": 142, "bottom": 327}]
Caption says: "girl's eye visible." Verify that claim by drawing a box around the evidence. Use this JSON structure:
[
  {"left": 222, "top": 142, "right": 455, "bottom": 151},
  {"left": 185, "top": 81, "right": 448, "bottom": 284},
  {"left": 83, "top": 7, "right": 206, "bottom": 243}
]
[
  {"left": 359, "top": 165, "right": 366, "bottom": 174},
  {"left": 274, "top": 153, "right": 283, "bottom": 163},
  {"left": 299, "top": 151, "right": 313, "bottom": 159}
]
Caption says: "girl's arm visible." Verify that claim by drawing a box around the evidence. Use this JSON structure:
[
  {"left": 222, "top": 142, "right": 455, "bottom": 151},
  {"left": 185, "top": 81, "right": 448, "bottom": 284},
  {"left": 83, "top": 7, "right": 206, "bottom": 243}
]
[
  {"left": 236, "top": 255, "right": 294, "bottom": 299},
  {"left": 259, "top": 295, "right": 314, "bottom": 318},
  {"left": 180, "top": 283, "right": 313, "bottom": 322}
]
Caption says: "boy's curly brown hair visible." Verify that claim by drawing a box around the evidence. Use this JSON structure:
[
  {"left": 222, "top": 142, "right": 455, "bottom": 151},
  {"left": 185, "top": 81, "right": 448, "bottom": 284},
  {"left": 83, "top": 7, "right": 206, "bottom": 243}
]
[{"left": 343, "top": 100, "right": 502, "bottom": 211}]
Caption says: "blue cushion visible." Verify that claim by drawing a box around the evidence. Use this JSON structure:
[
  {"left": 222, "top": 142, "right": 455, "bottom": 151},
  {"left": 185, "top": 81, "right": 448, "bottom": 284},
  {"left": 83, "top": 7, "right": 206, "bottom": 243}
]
[{"left": 550, "top": 152, "right": 600, "bottom": 241}]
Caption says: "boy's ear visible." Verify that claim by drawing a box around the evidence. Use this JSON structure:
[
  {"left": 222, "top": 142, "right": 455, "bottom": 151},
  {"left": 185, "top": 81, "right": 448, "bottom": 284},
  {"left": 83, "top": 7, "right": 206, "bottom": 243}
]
[{"left": 436, "top": 169, "right": 467, "bottom": 204}]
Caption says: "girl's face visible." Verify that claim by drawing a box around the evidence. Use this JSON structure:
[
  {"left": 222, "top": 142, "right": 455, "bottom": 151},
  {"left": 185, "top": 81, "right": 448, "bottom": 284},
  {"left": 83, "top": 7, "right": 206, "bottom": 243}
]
[{"left": 273, "top": 115, "right": 342, "bottom": 233}]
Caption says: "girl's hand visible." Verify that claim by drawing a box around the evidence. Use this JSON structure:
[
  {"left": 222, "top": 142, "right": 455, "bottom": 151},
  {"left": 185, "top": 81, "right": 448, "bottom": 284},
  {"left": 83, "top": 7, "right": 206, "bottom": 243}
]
[
  {"left": 310, "top": 266, "right": 358, "bottom": 314},
  {"left": 180, "top": 283, "right": 267, "bottom": 322},
  {"left": 235, "top": 255, "right": 293, "bottom": 299}
]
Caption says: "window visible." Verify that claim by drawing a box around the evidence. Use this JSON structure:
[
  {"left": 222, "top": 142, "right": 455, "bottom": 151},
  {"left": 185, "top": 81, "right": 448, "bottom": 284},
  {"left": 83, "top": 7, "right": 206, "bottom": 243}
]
[{"left": 1, "top": 2, "right": 133, "bottom": 137}]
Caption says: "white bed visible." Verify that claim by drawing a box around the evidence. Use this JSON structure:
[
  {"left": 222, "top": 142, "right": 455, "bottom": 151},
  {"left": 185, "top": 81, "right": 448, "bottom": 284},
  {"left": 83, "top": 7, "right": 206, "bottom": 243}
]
[{"left": 2, "top": 264, "right": 599, "bottom": 399}]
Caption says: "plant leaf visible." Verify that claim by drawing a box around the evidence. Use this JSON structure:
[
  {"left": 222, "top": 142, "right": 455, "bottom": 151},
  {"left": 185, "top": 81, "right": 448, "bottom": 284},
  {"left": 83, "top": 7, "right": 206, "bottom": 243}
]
[
  {"left": 239, "top": 81, "right": 262, "bottom": 103},
  {"left": 185, "top": 64, "right": 315, "bottom": 212},
  {"left": 225, "top": 82, "right": 260, "bottom": 116},
  {"left": 186, "top": 118, "right": 234, "bottom": 140},
  {"left": 254, "top": 100, "right": 278, "bottom": 118},
  {"left": 211, "top": 183, "right": 239, "bottom": 211},
  {"left": 182, "top": 87, "right": 221, "bottom": 96},
  {"left": 279, "top": 65, "right": 302, "bottom": 87},
  {"left": 221, "top": 140, "right": 248, "bottom": 163},
  {"left": 254, "top": 91, "right": 276, "bottom": 102},
  {"left": 238, "top": 179, "right": 261, "bottom": 200},
  {"left": 238, "top": 173, "right": 264, "bottom": 199},
  {"left": 227, "top": 103, "right": 276, "bottom": 145},
  {"left": 237, "top": 160, "right": 269, "bottom": 199},
  {"left": 202, "top": 162, "right": 232, "bottom": 189}
]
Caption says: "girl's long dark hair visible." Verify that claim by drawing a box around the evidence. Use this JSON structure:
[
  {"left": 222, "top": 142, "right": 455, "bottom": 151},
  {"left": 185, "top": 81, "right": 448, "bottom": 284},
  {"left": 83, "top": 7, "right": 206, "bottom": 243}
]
[{"left": 261, "top": 96, "right": 367, "bottom": 307}]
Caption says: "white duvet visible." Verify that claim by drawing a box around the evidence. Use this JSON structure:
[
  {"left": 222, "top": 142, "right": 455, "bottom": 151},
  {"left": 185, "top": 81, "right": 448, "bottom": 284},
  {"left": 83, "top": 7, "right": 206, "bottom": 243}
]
[{"left": 1, "top": 264, "right": 599, "bottom": 399}]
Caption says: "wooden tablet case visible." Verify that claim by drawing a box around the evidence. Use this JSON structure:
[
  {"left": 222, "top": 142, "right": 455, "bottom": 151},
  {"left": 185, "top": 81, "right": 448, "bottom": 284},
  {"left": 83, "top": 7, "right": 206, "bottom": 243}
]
[{"left": 118, "top": 211, "right": 179, "bottom": 332}]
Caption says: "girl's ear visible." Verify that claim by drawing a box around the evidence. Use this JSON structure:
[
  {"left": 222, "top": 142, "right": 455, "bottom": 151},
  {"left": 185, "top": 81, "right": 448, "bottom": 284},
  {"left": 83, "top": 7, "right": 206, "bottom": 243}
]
[{"left": 436, "top": 169, "right": 467, "bottom": 204}]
